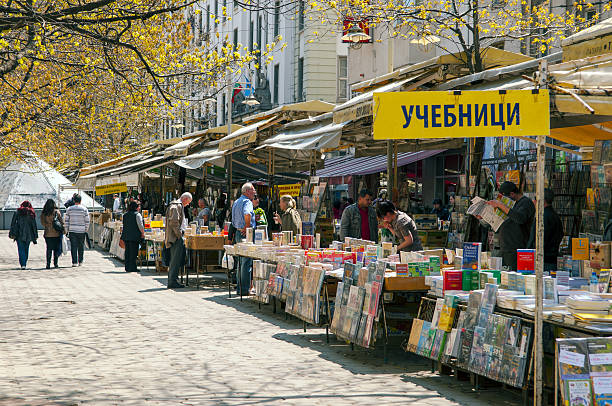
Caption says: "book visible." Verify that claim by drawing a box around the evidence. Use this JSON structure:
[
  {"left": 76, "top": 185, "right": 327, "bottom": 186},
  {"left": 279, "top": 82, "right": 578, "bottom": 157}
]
[
  {"left": 468, "top": 326, "right": 488, "bottom": 375},
  {"left": 505, "top": 317, "right": 522, "bottom": 347},
  {"left": 587, "top": 337, "right": 612, "bottom": 376},
  {"left": 407, "top": 319, "right": 424, "bottom": 353},
  {"left": 457, "top": 328, "right": 474, "bottom": 369},
  {"left": 430, "top": 298, "right": 445, "bottom": 329},
  {"left": 566, "top": 380, "right": 593, "bottom": 406},
  {"left": 463, "top": 290, "right": 482, "bottom": 330},
  {"left": 516, "top": 249, "right": 535, "bottom": 272},
  {"left": 430, "top": 330, "right": 447, "bottom": 361},
  {"left": 462, "top": 242, "right": 482, "bottom": 271}
]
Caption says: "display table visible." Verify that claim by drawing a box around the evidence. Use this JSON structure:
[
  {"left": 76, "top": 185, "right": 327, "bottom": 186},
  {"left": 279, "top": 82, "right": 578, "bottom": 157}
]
[{"left": 183, "top": 235, "right": 228, "bottom": 289}]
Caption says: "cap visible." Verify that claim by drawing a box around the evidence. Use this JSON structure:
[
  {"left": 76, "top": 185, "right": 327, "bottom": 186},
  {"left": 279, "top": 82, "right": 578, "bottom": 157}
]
[{"left": 499, "top": 181, "right": 519, "bottom": 196}]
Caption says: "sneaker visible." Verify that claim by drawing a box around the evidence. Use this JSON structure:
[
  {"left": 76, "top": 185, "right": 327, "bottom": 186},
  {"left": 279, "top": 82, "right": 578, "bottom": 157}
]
[
  {"left": 46, "top": 265, "right": 51, "bottom": 269},
  {"left": 72, "top": 264, "right": 77, "bottom": 267},
  {"left": 78, "top": 263, "right": 82, "bottom": 267},
  {"left": 21, "top": 266, "right": 26, "bottom": 270}
]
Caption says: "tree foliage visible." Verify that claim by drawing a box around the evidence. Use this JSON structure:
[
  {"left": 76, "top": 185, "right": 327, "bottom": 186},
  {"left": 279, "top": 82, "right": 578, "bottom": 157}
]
[
  {"left": 0, "top": 0, "right": 277, "bottom": 168},
  {"left": 309, "top": 0, "right": 611, "bottom": 73}
]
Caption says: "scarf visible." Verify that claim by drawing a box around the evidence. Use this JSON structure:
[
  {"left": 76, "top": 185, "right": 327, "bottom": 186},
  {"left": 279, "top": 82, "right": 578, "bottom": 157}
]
[{"left": 17, "top": 201, "right": 36, "bottom": 218}]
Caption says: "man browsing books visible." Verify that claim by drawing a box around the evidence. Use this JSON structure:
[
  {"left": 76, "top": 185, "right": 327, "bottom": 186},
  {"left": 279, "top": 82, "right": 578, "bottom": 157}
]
[
  {"left": 486, "top": 181, "right": 535, "bottom": 271},
  {"left": 377, "top": 200, "right": 423, "bottom": 252}
]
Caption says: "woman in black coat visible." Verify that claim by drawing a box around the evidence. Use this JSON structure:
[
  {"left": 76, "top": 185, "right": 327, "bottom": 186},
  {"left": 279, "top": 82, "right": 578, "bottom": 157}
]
[{"left": 9, "top": 201, "right": 38, "bottom": 270}]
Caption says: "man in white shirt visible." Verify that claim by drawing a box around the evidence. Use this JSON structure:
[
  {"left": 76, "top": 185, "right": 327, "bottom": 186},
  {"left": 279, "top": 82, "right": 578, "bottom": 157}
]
[{"left": 113, "top": 194, "right": 121, "bottom": 214}]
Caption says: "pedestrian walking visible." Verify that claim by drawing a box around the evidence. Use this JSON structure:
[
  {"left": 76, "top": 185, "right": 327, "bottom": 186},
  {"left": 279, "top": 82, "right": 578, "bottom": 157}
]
[
  {"left": 164, "top": 192, "right": 192, "bottom": 289},
  {"left": 64, "top": 194, "right": 90, "bottom": 267},
  {"left": 121, "top": 201, "right": 145, "bottom": 273},
  {"left": 40, "top": 199, "right": 64, "bottom": 269},
  {"left": 9, "top": 201, "right": 38, "bottom": 269}
]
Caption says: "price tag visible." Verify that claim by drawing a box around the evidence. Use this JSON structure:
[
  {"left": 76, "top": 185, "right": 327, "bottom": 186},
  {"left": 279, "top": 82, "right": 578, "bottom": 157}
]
[
  {"left": 589, "top": 353, "right": 612, "bottom": 366},
  {"left": 559, "top": 349, "right": 585, "bottom": 367}
]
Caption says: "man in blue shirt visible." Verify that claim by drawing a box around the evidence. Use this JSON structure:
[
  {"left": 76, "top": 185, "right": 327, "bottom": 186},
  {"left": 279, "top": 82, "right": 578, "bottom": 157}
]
[{"left": 232, "top": 182, "right": 256, "bottom": 295}]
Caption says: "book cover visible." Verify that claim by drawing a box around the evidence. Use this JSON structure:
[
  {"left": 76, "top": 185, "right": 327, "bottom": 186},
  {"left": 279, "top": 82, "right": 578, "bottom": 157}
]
[
  {"left": 462, "top": 242, "right": 482, "bottom": 271},
  {"left": 516, "top": 249, "right": 535, "bottom": 272},
  {"left": 565, "top": 380, "right": 593, "bottom": 406},
  {"left": 461, "top": 270, "right": 472, "bottom": 291},
  {"left": 468, "top": 326, "right": 488, "bottom": 375},
  {"left": 422, "top": 328, "right": 436, "bottom": 358},
  {"left": 416, "top": 321, "right": 432, "bottom": 356},
  {"left": 481, "top": 283, "right": 499, "bottom": 312},
  {"left": 462, "top": 291, "right": 482, "bottom": 330},
  {"left": 443, "top": 328, "right": 457, "bottom": 363},
  {"left": 558, "top": 338, "right": 590, "bottom": 381},
  {"left": 587, "top": 337, "right": 612, "bottom": 376},
  {"left": 517, "top": 325, "right": 532, "bottom": 359},
  {"left": 592, "top": 376, "right": 612, "bottom": 406},
  {"left": 407, "top": 319, "right": 424, "bottom": 353},
  {"left": 500, "top": 345, "right": 516, "bottom": 386},
  {"left": 430, "top": 298, "right": 445, "bottom": 329},
  {"left": 457, "top": 328, "right": 474, "bottom": 369},
  {"left": 361, "top": 315, "right": 375, "bottom": 348},
  {"left": 430, "top": 330, "right": 447, "bottom": 361},
  {"left": 505, "top": 317, "right": 522, "bottom": 347}
]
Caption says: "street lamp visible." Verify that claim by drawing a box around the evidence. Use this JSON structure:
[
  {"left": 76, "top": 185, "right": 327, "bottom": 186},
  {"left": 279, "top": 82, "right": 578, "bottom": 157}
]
[
  {"left": 341, "top": 25, "right": 371, "bottom": 43},
  {"left": 242, "top": 94, "right": 260, "bottom": 106}
]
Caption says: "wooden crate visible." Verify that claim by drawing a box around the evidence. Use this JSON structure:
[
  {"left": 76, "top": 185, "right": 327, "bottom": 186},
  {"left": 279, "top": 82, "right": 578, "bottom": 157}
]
[
  {"left": 384, "top": 276, "right": 428, "bottom": 291},
  {"left": 187, "top": 235, "right": 226, "bottom": 250}
]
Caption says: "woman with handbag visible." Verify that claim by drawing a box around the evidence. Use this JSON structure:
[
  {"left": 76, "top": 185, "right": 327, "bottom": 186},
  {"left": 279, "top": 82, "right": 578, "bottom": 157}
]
[
  {"left": 40, "top": 199, "right": 64, "bottom": 269},
  {"left": 121, "top": 201, "right": 145, "bottom": 273},
  {"left": 9, "top": 200, "right": 38, "bottom": 270}
]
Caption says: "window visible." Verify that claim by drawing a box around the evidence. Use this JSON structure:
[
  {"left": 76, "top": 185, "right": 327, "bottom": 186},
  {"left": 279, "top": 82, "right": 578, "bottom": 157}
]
[
  {"left": 214, "top": 0, "right": 218, "bottom": 27},
  {"left": 337, "top": 56, "right": 347, "bottom": 102},
  {"left": 273, "top": 64, "right": 280, "bottom": 105},
  {"left": 198, "top": 12, "right": 203, "bottom": 43},
  {"left": 297, "top": 57, "right": 304, "bottom": 102},
  {"left": 298, "top": 0, "right": 305, "bottom": 31},
  {"left": 274, "top": 0, "right": 280, "bottom": 37},
  {"left": 221, "top": 94, "right": 226, "bottom": 125},
  {"left": 249, "top": 20, "right": 254, "bottom": 51},
  {"left": 233, "top": 28, "right": 238, "bottom": 49},
  {"left": 206, "top": 6, "right": 210, "bottom": 32},
  {"left": 257, "top": 16, "right": 262, "bottom": 50},
  {"left": 222, "top": 0, "right": 226, "bottom": 22}
]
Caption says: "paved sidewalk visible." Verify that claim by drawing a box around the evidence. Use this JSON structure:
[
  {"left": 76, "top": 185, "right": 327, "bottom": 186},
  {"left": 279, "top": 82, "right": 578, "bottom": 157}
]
[{"left": 0, "top": 232, "right": 521, "bottom": 405}]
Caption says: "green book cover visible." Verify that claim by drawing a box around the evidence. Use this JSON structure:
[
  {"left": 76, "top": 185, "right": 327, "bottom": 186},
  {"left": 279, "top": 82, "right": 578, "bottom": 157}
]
[{"left": 462, "top": 270, "right": 472, "bottom": 291}]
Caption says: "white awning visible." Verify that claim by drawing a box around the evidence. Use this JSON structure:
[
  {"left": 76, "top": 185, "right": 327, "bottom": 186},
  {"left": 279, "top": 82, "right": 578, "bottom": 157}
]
[
  {"left": 258, "top": 119, "right": 347, "bottom": 150},
  {"left": 175, "top": 147, "right": 224, "bottom": 169},
  {"left": 217, "top": 117, "right": 275, "bottom": 151},
  {"left": 163, "top": 138, "right": 202, "bottom": 157}
]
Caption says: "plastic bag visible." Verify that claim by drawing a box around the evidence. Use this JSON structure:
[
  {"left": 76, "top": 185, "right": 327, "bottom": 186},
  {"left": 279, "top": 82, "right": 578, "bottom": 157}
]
[
  {"left": 62, "top": 235, "right": 70, "bottom": 255},
  {"left": 222, "top": 253, "right": 234, "bottom": 269}
]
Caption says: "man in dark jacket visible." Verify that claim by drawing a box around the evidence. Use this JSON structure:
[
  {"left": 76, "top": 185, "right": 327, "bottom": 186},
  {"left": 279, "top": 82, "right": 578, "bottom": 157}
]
[
  {"left": 527, "top": 189, "right": 563, "bottom": 272},
  {"left": 340, "top": 189, "right": 378, "bottom": 243},
  {"left": 487, "top": 181, "right": 535, "bottom": 271},
  {"left": 121, "top": 201, "right": 145, "bottom": 273}
]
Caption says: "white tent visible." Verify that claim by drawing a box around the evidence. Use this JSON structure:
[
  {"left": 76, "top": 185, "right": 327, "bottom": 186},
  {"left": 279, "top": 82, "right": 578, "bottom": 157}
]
[{"left": 0, "top": 158, "right": 101, "bottom": 210}]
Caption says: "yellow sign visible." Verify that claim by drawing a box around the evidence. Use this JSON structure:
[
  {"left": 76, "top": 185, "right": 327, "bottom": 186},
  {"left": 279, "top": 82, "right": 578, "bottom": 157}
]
[
  {"left": 150, "top": 221, "right": 164, "bottom": 228},
  {"left": 572, "top": 238, "right": 590, "bottom": 260},
  {"left": 95, "top": 182, "right": 128, "bottom": 196},
  {"left": 372, "top": 90, "right": 550, "bottom": 139},
  {"left": 277, "top": 183, "right": 301, "bottom": 197},
  {"left": 219, "top": 131, "right": 257, "bottom": 151}
]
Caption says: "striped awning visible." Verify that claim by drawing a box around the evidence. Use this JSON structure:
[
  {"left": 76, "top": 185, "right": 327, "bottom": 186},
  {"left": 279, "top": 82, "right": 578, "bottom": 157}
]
[{"left": 315, "top": 150, "right": 445, "bottom": 178}]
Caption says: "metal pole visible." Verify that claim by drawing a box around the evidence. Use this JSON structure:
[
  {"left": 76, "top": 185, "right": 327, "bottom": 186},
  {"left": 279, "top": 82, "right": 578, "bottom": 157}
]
[
  {"left": 387, "top": 141, "right": 394, "bottom": 202},
  {"left": 160, "top": 165, "right": 164, "bottom": 214},
  {"left": 227, "top": 65, "right": 233, "bottom": 197}
]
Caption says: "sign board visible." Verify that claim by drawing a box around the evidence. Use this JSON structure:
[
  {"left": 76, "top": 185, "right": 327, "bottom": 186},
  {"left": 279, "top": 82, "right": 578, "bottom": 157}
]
[
  {"left": 95, "top": 182, "right": 128, "bottom": 196},
  {"left": 572, "top": 237, "right": 590, "bottom": 260},
  {"left": 372, "top": 89, "right": 550, "bottom": 139},
  {"left": 219, "top": 130, "right": 257, "bottom": 151},
  {"left": 563, "top": 33, "right": 612, "bottom": 62},
  {"left": 277, "top": 183, "right": 301, "bottom": 197},
  {"left": 333, "top": 101, "right": 373, "bottom": 124}
]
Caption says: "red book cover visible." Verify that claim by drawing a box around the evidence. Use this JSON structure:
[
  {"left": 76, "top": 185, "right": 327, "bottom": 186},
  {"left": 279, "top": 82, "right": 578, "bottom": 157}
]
[
  {"left": 443, "top": 270, "right": 463, "bottom": 292},
  {"left": 516, "top": 249, "right": 535, "bottom": 271}
]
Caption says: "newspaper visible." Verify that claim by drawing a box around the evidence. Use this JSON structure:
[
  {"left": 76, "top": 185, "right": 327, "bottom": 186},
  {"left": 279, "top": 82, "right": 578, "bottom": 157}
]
[{"left": 467, "top": 194, "right": 515, "bottom": 232}]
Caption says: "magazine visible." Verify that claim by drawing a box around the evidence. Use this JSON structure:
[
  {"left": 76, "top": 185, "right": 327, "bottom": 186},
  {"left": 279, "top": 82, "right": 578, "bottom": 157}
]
[{"left": 467, "top": 195, "right": 515, "bottom": 232}]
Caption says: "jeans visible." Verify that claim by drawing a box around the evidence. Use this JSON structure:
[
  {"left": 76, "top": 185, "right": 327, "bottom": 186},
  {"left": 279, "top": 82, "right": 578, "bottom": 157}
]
[
  {"left": 17, "top": 240, "right": 30, "bottom": 267},
  {"left": 235, "top": 232, "right": 252, "bottom": 295},
  {"left": 69, "top": 232, "right": 86, "bottom": 265},
  {"left": 168, "top": 238, "right": 185, "bottom": 287},
  {"left": 45, "top": 237, "right": 61, "bottom": 267},
  {"left": 124, "top": 240, "right": 140, "bottom": 272}
]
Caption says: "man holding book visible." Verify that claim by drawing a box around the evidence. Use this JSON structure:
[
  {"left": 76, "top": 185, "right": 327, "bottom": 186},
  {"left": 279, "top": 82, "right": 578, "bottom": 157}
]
[
  {"left": 486, "top": 181, "right": 535, "bottom": 271},
  {"left": 377, "top": 200, "right": 423, "bottom": 252}
]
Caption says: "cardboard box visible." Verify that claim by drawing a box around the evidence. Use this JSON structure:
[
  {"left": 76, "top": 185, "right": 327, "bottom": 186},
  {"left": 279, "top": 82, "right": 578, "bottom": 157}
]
[
  {"left": 188, "top": 235, "right": 226, "bottom": 250},
  {"left": 383, "top": 276, "right": 428, "bottom": 291}
]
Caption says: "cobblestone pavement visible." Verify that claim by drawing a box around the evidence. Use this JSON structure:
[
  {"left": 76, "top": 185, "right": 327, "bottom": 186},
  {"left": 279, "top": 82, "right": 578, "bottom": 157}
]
[{"left": 0, "top": 232, "right": 522, "bottom": 405}]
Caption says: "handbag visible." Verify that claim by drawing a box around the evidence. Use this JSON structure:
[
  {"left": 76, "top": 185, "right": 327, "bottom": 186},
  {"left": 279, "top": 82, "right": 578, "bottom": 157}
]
[{"left": 52, "top": 212, "right": 64, "bottom": 233}]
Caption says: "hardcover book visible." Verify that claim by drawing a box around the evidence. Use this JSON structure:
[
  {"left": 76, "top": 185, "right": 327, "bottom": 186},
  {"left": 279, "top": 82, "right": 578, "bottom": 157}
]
[{"left": 462, "top": 242, "right": 482, "bottom": 271}]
